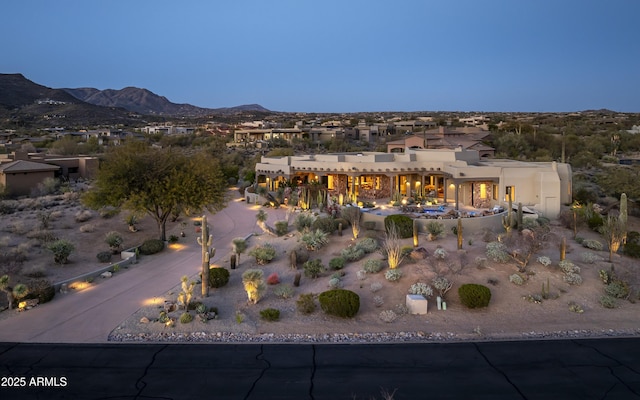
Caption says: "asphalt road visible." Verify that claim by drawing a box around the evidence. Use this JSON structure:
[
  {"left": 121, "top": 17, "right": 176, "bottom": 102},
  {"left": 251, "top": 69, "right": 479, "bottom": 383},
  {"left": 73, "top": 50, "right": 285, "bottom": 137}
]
[{"left": 1, "top": 339, "right": 639, "bottom": 400}]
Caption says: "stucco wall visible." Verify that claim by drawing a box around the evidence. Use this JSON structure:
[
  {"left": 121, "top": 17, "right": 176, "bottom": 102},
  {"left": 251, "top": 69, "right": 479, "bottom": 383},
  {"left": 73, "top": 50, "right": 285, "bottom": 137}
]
[{"left": 360, "top": 211, "right": 506, "bottom": 235}]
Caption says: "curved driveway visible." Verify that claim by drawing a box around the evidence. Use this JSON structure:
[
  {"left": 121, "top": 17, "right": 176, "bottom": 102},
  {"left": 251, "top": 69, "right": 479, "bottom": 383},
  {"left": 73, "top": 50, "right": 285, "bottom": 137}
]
[{"left": 0, "top": 190, "right": 282, "bottom": 343}]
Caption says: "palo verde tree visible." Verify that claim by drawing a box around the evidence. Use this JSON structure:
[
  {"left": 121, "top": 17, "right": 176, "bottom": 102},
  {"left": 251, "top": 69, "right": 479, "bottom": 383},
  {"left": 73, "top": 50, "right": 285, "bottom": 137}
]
[{"left": 83, "top": 142, "right": 226, "bottom": 241}]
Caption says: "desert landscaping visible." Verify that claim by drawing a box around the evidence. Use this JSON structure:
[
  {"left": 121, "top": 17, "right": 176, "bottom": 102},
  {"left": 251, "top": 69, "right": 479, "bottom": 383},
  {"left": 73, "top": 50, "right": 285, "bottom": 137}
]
[{"left": 2, "top": 186, "right": 638, "bottom": 344}]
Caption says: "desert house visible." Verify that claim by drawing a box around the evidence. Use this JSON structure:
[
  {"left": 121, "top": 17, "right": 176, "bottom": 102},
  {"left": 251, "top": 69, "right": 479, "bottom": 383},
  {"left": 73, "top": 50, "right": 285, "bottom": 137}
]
[{"left": 255, "top": 147, "right": 571, "bottom": 218}]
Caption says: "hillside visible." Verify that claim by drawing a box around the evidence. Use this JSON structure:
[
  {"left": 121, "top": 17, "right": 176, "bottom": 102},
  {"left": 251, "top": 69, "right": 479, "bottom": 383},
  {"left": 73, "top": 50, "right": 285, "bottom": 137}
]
[{"left": 64, "top": 86, "right": 270, "bottom": 116}]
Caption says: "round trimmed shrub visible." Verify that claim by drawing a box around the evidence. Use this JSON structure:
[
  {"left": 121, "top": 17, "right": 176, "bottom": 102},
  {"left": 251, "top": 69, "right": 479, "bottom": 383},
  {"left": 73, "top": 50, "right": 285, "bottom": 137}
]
[
  {"left": 458, "top": 283, "right": 492, "bottom": 309},
  {"left": 208, "top": 267, "right": 230, "bottom": 288},
  {"left": 329, "top": 257, "right": 346, "bottom": 270},
  {"left": 318, "top": 289, "right": 360, "bottom": 318},
  {"left": 139, "top": 239, "right": 164, "bottom": 255},
  {"left": 96, "top": 251, "right": 113, "bottom": 263},
  {"left": 296, "top": 293, "right": 316, "bottom": 314},
  {"left": 179, "top": 312, "right": 193, "bottom": 324},
  {"left": 384, "top": 214, "right": 413, "bottom": 238}
]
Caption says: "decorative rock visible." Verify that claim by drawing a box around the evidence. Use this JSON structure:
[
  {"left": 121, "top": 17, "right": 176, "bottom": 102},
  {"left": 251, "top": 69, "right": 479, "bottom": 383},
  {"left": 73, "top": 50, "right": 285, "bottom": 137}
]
[
  {"left": 164, "top": 301, "right": 177, "bottom": 313},
  {"left": 140, "top": 317, "right": 150, "bottom": 324},
  {"left": 100, "top": 271, "right": 113, "bottom": 278},
  {"left": 406, "top": 294, "right": 428, "bottom": 315},
  {"left": 60, "top": 284, "right": 68, "bottom": 294},
  {"left": 409, "top": 247, "right": 429, "bottom": 260}
]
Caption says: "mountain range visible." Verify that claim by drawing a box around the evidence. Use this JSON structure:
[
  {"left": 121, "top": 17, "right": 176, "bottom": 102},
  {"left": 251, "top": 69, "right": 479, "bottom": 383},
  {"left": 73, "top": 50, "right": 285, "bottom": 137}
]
[
  {"left": 63, "top": 86, "right": 269, "bottom": 116},
  {"left": 0, "top": 73, "right": 270, "bottom": 126}
]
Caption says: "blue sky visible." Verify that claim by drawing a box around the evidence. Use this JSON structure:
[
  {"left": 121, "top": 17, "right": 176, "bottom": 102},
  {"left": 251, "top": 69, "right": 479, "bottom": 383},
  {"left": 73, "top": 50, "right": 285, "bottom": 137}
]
[{"left": 2, "top": 1, "right": 639, "bottom": 113}]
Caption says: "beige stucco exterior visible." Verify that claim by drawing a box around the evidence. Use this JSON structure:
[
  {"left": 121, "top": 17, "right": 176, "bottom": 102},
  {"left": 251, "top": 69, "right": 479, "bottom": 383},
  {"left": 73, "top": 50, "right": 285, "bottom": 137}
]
[{"left": 255, "top": 148, "right": 572, "bottom": 218}]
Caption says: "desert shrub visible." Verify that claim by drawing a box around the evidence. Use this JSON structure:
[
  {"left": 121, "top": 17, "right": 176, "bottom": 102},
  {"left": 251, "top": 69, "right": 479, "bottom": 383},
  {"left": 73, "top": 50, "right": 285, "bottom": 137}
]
[
  {"left": 537, "top": 256, "right": 552, "bottom": 267},
  {"left": 458, "top": 283, "right": 492, "bottom": 308},
  {"left": 74, "top": 210, "right": 93, "bottom": 223},
  {"left": 559, "top": 260, "right": 580, "bottom": 274},
  {"left": 168, "top": 235, "right": 179, "bottom": 243},
  {"left": 408, "top": 282, "right": 433, "bottom": 297},
  {"left": 105, "top": 231, "right": 124, "bottom": 253},
  {"left": 355, "top": 237, "right": 379, "bottom": 253},
  {"left": 296, "top": 293, "right": 316, "bottom": 314},
  {"left": 26, "top": 229, "right": 58, "bottom": 243},
  {"left": 363, "top": 259, "right": 383, "bottom": 273},
  {"left": 582, "top": 239, "right": 603, "bottom": 251},
  {"left": 580, "top": 252, "right": 603, "bottom": 264},
  {"left": 356, "top": 270, "right": 367, "bottom": 280},
  {"left": 394, "top": 304, "right": 409, "bottom": 315},
  {"left": 242, "top": 269, "right": 266, "bottom": 304},
  {"left": 509, "top": 274, "right": 525, "bottom": 285},
  {"left": 300, "top": 229, "right": 329, "bottom": 251},
  {"left": 563, "top": 272, "right": 583, "bottom": 285},
  {"left": 370, "top": 282, "right": 383, "bottom": 292},
  {"left": 432, "top": 276, "right": 453, "bottom": 298},
  {"left": 600, "top": 295, "right": 617, "bottom": 309},
  {"left": 266, "top": 272, "right": 280, "bottom": 285},
  {"left": 328, "top": 277, "right": 342, "bottom": 289},
  {"left": 248, "top": 243, "right": 276, "bottom": 264},
  {"left": 259, "top": 308, "right": 280, "bottom": 321},
  {"left": 312, "top": 216, "right": 337, "bottom": 234},
  {"left": 79, "top": 223, "right": 96, "bottom": 233},
  {"left": 328, "top": 257, "right": 346, "bottom": 270},
  {"left": 522, "top": 218, "right": 540, "bottom": 230},
  {"left": 46, "top": 239, "right": 75, "bottom": 264},
  {"left": 318, "top": 289, "right": 360, "bottom": 318},
  {"left": 195, "top": 303, "right": 208, "bottom": 314},
  {"left": 303, "top": 259, "right": 325, "bottom": 278},
  {"left": 24, "top": 279, "right": 55, "bottom": 304},
  {"left": 485, "top": 242, "right": 509, "bottom": 263},
  {"left": 208, "top": 267, "right": 230, "bottom": 288},
  {"left": 379, "top": 310, "right": 397, "bottom": 323},
  {"left": 384, "top": 269, "right": 403, "bottom": 282},
  {"left": 623, "top": 237, "right": 640, "bottom": 258},
  {"left": 292, "top": 246, "right": 310, "bottom": 264},
  {"left": 340, "top": 246, "right": 365, "bottom": 262},
  {"left": 373, "top": 295, "right": 384, "bottom": 307},
  {"left": 294, "top": 213, "right": 315, "bottom": 232},
  {"left": 139, "top": 239, "right": 164, "bottom": 255},
  {"left": 426, "top": 221, "right": 445, "bottom": 238},
  {"left": 587, "top": 213, "right": 604, "bottom": 231},
  {"left": 274, "top": 220, "right": 289, "bottom": 236},
  {"left": 273, "top": 284, "right": 294, "bottom": 299},
  {"left": 605, "top": 281, "right": 630, "bottom": 299},
  {"left": 179, "top": 312, "right": 193, "bottom": 324},
  {"left": 96, "top": 251, "right": 113, "bottom": 263},
  {"left": 384, "top": 215, "right": 413, "bottom": 239},
  {"left": 433, "top": 247, "right": 447, "bottom": 260}
]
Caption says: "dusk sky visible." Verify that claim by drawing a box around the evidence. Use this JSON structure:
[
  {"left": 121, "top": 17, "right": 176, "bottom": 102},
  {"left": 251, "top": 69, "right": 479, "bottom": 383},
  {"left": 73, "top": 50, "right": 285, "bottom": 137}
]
[{"left": 2, "top": 1, "right": 639, "bottom": 113}]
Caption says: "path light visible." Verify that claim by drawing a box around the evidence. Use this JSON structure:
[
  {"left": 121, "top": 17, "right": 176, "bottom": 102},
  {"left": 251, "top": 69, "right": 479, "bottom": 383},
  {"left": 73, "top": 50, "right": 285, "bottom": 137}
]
[{"left": 402, "top": 199, "right": 407, "bottom": 206}]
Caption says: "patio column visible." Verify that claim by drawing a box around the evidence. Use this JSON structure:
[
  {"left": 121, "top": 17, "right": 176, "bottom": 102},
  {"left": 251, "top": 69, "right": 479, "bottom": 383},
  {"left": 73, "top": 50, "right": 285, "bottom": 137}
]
[{"left": 454, "top": 180, "right": 460, "bottom": 211}]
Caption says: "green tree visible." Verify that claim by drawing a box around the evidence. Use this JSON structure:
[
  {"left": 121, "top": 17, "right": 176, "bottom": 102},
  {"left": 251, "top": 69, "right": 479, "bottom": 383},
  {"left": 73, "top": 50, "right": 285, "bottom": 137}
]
[{"left": 83, "top": 142, "right": 226, "bottom": 241}]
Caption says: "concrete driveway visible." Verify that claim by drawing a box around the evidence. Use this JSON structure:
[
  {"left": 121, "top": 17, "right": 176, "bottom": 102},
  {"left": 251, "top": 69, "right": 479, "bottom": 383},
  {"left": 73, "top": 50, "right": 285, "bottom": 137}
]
[{"left": 0, "top": 191, "right": 286, "bottom": 343}]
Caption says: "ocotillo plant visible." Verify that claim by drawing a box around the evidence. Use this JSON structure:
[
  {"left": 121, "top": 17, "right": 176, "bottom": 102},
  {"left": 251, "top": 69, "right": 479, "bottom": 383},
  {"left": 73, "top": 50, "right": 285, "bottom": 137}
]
[
  {"left": 197, "top": 215, "right": 215, "bottom": 297},
  {"left": 457, "top": 217, "right": 463, "bottom": 250}
]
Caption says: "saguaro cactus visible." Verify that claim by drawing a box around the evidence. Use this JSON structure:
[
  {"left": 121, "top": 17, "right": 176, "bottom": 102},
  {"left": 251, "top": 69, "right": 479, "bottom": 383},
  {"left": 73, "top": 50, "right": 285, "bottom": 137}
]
[
  {"left": 412, "top": 219, "right": 419, "bottom": 247},
  {"left": 197, "top": 215, "right": 215, "bottom": 297},
  {"left": 517, "top": 202, "right": 523, "bottom": 231},
  {"left": 457, "top": 217, "right": 463, "bottom": 250},
  {"left": 560, "top": 236, "right": 566, "bottom": 261},
  {"left": 502, "top": 195, "right": 514, "bottom": 234}
]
